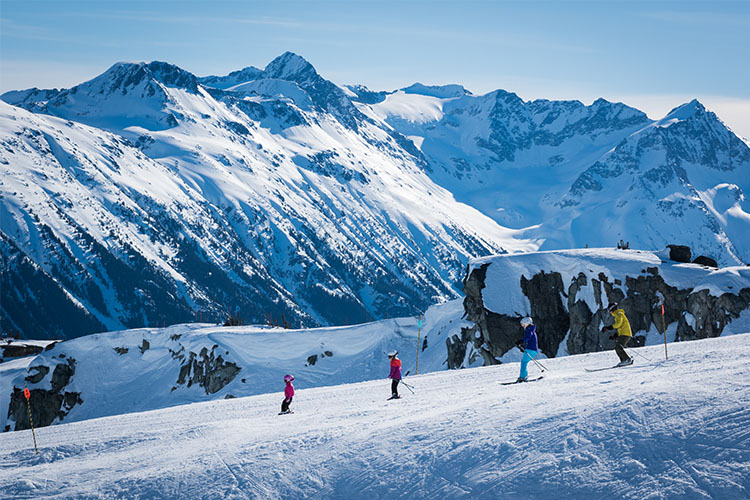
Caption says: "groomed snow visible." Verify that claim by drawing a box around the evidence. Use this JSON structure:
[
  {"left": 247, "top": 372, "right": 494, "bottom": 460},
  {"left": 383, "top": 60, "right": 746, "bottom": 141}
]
[{"left": 1, "top": 334, "right": 748, "bottom": 499}]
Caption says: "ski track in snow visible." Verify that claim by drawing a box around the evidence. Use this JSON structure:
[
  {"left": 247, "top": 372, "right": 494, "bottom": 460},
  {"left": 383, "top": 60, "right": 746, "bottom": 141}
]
[{"left": 1, "top": 334, "right": 749, "bottom": 499}]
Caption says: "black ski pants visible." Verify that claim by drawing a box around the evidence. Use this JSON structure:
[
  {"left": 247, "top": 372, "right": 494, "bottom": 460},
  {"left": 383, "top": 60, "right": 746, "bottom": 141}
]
[
  {"left": 615, "top": 335, "right": 631, "bottom": 362},
  {"left": 281, "top": 397, "right": 292, "bottom": 413},
  {"left": 391, "top": 379, "right": 400, "bottom": 397}
]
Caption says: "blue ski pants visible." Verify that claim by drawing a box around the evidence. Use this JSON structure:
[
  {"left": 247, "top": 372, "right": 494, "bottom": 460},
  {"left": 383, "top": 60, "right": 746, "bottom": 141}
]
[{"left": 520, "top": 349, "right": 538, "bottom": 379}]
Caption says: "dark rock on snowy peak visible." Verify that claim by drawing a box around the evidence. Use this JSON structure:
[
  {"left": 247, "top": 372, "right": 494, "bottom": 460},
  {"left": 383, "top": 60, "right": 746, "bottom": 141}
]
[
  {"left": 1, "top": 61, "right": 200, "bottom": 131},
  {"left": 199, "top": 66, "right": 264, "bottom": 89},
  {"left": 0, "top": 87, "right": 60, "bottom": 113},
  {"left": 345, "top": 84, "right": 389, "bottom": 104},
  {"left": 463, "top": 92, "right": 650, "bottom": 165},
  {"left": 263, "top": 52, "right": 364, "bottom": 130},
  {"left": 75, "top": 61, "right": 200, "bottom": 94},
  {"left": 264, "top": 51, "right": 318, "bottom": 83}
]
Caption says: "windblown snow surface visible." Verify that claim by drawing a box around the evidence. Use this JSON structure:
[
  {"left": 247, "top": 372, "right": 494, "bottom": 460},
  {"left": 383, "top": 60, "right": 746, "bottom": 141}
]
[{"left": 1, "top": 333, "right": 748, "bottom": 499}]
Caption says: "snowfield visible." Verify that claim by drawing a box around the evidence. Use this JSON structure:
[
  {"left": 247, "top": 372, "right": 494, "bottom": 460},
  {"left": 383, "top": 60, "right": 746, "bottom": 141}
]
[{"left": 1, "top": 333, "right": 748, "bottom": 499}]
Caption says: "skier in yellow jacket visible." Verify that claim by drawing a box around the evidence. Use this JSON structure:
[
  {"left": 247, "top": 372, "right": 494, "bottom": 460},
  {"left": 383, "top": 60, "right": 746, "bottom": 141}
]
[{"left": 602, "top": 302, "right": 633, "bottom": 366}]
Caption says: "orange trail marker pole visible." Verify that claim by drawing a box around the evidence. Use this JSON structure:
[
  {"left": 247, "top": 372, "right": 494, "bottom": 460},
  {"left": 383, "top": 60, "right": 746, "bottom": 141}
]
[{"left": 23, "top": 384, "right": 38, "bottom": 454}]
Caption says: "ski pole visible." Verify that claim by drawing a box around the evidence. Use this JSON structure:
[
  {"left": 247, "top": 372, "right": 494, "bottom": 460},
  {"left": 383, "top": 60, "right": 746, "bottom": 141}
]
[
  {"left": 624, "top": 346, "right": 652, "bottom": 363},
  {"left": 518, "top": 345, "right": 549, "bottom": 372},
  {"left": 399, "top": 380, "right": 414, "bottom": 394},
  {"left": 400, "top": 377, "right": 415, "bottom": 389},
  {"left": 530, "top": 355, "right": 549, "bottom": 372}
]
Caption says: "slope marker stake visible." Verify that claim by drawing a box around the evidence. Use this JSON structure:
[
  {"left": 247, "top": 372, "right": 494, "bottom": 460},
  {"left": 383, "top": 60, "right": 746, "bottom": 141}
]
[{"left": 23, "top": 383, "right": 39, "bottom": 454}]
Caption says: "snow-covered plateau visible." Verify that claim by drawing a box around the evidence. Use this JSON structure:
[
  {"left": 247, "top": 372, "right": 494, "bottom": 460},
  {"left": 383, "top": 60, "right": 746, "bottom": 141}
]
[
  {"left": 2, "top": 51, "right": 750, "bottom": 341},
  {"left": 1, "top": 333, "right": 748, "bottom": 499}
]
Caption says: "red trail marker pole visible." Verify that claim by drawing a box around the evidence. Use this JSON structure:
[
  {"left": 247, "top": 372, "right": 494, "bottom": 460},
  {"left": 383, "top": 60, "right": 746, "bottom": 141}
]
[{"left": 23, "top": 384, "right": 39, "bottom": 454}]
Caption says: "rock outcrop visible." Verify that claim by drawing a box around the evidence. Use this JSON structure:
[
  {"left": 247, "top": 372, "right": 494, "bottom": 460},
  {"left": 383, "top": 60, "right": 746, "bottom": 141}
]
[
  {"left": 176, "top": 345, "right": 241, "bottom": 394},
  {"left": 7, "top": 357, "right": 82, "bottom": 431},
  {"left": 453, "top": 249, "right": 750, "bottom": 368},
  {"left": 0, "top": 342, "right": 50, "bottom": 359}
]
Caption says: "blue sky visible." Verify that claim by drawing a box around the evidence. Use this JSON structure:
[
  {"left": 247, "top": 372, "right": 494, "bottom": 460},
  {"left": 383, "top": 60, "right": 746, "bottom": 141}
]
[{"left": 1, "top": 0, "right": 749, "bottom": 137}]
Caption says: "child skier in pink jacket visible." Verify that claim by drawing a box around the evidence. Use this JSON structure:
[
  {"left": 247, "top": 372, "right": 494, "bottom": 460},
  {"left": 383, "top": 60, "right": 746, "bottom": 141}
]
[{"left": 280, "top": 374, "right": 295, "bottom": 414}]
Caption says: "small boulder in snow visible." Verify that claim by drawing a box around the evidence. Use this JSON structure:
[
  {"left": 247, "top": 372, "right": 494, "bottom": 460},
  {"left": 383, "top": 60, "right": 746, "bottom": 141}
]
[
  {"left": 693, "top": 256, "right": 718, "bottom": 268},
  {"left": 666, "top": 245, "right": 692, "bottom": 263}
]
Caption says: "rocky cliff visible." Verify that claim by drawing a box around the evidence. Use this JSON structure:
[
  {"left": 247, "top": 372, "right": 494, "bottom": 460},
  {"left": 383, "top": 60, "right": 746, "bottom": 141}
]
[{"left": 449, "top": 248, "right": 750, "bottom": 368}]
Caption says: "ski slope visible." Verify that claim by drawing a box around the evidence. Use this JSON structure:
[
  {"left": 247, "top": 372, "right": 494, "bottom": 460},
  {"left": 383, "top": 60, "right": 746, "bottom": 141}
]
[
  {"left": 0, "top": 300, "right": 467, "bottom": 431},
  {"left": 1, "top": 334, "right": 748, "bottom": 499}
]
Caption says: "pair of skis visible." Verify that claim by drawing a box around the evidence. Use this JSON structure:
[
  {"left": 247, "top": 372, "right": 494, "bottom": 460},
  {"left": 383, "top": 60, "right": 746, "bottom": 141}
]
[
  {"left": 386, "top": 378, "right": 415, "bottom": 400},
  {"left": 500, "top": 360, "right": 634, "bottom": 384},
  {"left": 499, "top": 376, "right": 544, "bottom": 385},
  {"left": 584, "top": 363, "right": 632, "bottom": 372}
]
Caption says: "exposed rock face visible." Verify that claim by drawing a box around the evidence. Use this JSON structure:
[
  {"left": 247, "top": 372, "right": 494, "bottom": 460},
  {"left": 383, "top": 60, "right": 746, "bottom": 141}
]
[
  {"left": 7, "top": 357, "right": 82, "bottom": 431},
  {"left": 0, "top": 343, "right": 45, "bottom": 359},
  {"left": 667, "top": 245, "right": 692, "bottom": 263},
  {"left": 457, "top": 255, "right": 750, "bottom": 368},
  {"left": 693, "top": 256, "right": 718, "bottom": 268},
  {"left": 176, "top": 345, "right": 241, "bottom": 394},
  {"left": 520, "top": 272, "right": 569, "bottom": 357},
  {"left": 678, "top": 289, "right": 750, "bottom": 340}
]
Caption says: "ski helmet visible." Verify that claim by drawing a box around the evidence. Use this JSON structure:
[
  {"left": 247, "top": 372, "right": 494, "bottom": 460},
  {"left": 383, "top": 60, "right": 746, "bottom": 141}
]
[
  {"left": 607, "top": 303, "right": 619, "bottom": 313},
  {"left": 387, "top": 350, "right": 398, "bottom": 358},
  {"left": 520, "top": 317, "right": 533, "bottom": 327},
  {"left": 284, "top": 374, "right": 294, "bottom": 382}
]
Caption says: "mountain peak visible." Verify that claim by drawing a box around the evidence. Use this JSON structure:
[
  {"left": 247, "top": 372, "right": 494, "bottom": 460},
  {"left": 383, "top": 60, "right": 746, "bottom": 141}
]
[
  {"left": 663, "top": 99, "right": 707, "bottom": 121},
  {"left": 99, "top": 61, "right": 199, "bottom": 92},
  {"left": 264, "top": 52, "right": 317, "bottom": 82}
]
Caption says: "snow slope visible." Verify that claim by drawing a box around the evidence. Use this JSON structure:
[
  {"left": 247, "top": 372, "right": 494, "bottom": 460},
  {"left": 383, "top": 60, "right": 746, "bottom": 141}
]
[
  {"left": 0, "top": 300, "right": 467, "bottom": 431},
  {"left": 1, "top": 333, "right": 748, "bottom": 499}
]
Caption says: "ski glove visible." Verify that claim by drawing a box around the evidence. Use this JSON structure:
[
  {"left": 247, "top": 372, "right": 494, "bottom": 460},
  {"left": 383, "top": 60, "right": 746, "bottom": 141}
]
[
  {"left": 602, "top": 326, "right": 613, "bottom": 333},
  {"left": 609, "top": 334, "right": 617, "bottom": 341}
]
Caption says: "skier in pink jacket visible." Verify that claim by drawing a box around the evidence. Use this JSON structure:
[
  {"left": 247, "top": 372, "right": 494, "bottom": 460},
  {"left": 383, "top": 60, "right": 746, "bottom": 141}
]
[
  {"left": 280, "top": 374, "right": 295, "bottom": 414},
  {"left": 387, "top": 350, "right": 402, "bottom": 400}
]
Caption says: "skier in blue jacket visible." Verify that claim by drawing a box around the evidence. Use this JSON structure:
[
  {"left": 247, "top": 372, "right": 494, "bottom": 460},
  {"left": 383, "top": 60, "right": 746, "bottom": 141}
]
[{"left": 516, "top": 317, "right": 538, "bottom": 382}]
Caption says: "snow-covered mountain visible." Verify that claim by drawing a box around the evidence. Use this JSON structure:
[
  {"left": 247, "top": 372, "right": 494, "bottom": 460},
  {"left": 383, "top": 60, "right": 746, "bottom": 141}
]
[
  {"left": 2, "top": 51, "right": 749, "bottom": 341},
  {"left": 1, "top": 332, "right": 748, "bottom": 499},
  {"left": 0, "top": 53, "right": 532, "bottom": 339},
  {"left": 365, "top": 85, "right": 750, "bottom": 264}
]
